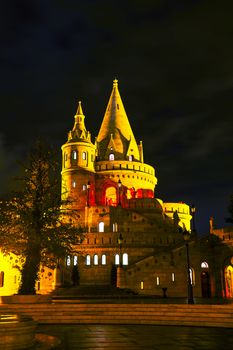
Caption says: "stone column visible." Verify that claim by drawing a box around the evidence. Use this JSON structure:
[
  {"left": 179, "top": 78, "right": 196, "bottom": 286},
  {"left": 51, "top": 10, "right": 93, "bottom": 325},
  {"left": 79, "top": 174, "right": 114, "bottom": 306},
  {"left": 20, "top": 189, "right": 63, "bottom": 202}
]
[{"left": 116, "top": 266, "right": 125, "bottom": 289}]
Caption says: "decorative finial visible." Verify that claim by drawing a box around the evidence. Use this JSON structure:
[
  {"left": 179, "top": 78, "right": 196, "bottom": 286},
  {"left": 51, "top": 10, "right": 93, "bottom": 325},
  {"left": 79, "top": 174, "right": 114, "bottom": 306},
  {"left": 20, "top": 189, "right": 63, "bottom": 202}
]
[
  {"left": 113, "top": 78, "right": 118, "bottom": 87},
  {"left": 76, "top": 100, "right": 84, "bottom": 115}
]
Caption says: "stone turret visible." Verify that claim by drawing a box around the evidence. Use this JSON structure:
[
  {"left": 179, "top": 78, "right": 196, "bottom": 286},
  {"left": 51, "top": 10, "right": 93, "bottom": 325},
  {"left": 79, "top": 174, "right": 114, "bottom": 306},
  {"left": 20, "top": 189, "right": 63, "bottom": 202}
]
[
  {"left": 61, "top": 101, "right": 96, "bottom": 207},
  {"left": 67, "top": 101, "right": 92, "bottom": 143}
]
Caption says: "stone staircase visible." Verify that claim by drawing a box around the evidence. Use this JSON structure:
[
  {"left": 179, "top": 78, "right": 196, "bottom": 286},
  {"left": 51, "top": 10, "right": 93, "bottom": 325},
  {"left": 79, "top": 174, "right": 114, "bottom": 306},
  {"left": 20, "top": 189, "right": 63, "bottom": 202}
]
[
  {"left": 0, "top": 302, "right": 233, "bottom": 328},
  {"left": 51, "top": 284, "right": 138, "bottom": 299}
]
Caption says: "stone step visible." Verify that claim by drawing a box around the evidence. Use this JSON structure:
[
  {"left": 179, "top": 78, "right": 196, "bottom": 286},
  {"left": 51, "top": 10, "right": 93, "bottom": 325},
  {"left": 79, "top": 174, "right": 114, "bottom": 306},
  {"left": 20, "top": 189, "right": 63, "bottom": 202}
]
[
  {"left": 1, "top": 303, "right": 233, "bottom": 327},
  {"left": 52, "top": 285, "right": 138, "bottom": 297},
  {"left": 1, "top": 304, "right": 233, "bottom": 313},
  {"left": 1, "top": 303, "right": 232, "bottom": 312}
]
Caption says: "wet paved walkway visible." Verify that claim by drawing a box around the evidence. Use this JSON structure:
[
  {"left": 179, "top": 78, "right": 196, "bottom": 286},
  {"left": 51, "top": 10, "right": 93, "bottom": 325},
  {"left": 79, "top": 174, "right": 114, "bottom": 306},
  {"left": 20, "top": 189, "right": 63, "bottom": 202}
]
[{"left": 37, "top": 324, "right": 233, "bottom": 349}]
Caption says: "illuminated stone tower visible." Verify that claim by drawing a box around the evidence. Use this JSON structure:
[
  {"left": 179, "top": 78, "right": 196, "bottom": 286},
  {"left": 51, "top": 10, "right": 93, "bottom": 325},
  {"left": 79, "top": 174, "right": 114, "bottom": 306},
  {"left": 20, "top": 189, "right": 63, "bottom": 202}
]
[
  {"left": 61, "top": 80, "right": 191, "bottom": 231},
  {"left": 61, "top": 101, "right": 96, "bottom": 209},
  {"left": 61, "top": 79, "right": 158, "bottom": 211}
]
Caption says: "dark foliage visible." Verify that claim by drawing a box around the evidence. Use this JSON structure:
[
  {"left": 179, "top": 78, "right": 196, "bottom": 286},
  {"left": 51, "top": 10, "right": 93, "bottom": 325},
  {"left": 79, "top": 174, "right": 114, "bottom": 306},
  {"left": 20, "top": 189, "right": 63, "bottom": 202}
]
[{"left": 0, "top": 141, "right": 83, "bottom": 294}]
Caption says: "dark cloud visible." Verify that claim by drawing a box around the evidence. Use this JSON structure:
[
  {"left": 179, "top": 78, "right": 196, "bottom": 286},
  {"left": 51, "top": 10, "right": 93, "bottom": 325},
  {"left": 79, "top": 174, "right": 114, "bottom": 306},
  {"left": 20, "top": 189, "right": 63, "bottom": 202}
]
[{"left": 0, "top": 0, "right": 233, "bottom": 234}]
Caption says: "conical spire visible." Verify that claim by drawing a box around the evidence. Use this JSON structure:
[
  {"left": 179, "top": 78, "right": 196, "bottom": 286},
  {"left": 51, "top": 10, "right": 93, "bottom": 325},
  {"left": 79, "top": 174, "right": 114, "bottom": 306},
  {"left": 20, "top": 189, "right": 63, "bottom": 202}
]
[
  {"left": 76, "top": 100, "right": 84, "bottom": 116},
  {"left": 67, "top": 101, "right": 91, "bottom": 143},
  {"left": 96, "top": 79, "right": 140, "bottom": 160},
  {"left": 73, "top": 101, "right": 86, "bottom": 132}
]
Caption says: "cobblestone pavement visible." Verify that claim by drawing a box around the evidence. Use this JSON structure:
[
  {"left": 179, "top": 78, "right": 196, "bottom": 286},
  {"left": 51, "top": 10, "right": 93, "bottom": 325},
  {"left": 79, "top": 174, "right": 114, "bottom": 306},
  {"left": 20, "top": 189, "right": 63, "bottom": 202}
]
[{"left": 37, "top": 324, "right": 233, "bottom": 350}]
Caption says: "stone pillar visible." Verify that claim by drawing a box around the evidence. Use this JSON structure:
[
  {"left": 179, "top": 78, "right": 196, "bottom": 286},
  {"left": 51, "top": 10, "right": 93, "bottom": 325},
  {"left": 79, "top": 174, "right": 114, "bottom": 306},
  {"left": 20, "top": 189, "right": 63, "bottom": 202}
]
[{"left": 116, "top": 266, "right": 125, "bottom": 289}]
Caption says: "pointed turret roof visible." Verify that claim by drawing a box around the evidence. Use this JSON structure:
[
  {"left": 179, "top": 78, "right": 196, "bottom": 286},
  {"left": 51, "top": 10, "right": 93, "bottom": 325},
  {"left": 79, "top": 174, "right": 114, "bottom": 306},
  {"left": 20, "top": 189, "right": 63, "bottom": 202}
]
[
  {"left": 67, "top": 101, "right": 92, "bottom": 143},
  {"left": 96, "top": 79, "right": 140, "bottom": 161},
  {"left": 76, "top": 100, "right": 84, "bottom": 116}
]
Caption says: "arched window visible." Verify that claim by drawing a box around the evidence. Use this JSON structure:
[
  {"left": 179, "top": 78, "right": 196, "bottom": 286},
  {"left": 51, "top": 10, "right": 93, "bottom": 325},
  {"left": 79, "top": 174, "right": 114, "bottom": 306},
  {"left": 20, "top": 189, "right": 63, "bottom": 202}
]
[
  {"left": 129, "top": 155, "right": 133, "bottom": 161},
  {"left": 72, "top": 150, "right": 77, "bottom": 160},
  {"left": 225, "top": 265, "right": 233, "bottom": 298},
  {"left": 122, "top": 253, "right": 128, "bottom": 265},
  {"left": 72, "top": 180, "right": 76, "bottom": 188},
  {"left": 98, "top": 222, "right": 104, "bottom": 232},
  {"left": 86, "top": 255, "right": 91, "bottom": 266},
  {"left": 0, "top": 271, "right": 4, "bottom": 287},
  {"left": 66, "top": 255, "right": 71, "bottom": 266},
  {"left": 105, "top": 186, "right": 117, "bottom": 206},
  {"left": 201, "top": 261, "right": 209, "bottom": 268},
  {"left": 115, "top": 254, "right": 120, "bottom": 265},
  {"left": 94, "top": 254, "right": 98, "bottom": 265},
  {"left": 82, "top": 152, "right": 86, "bottom": 160},
  {"left": 113, "top": 223, "right": 118, "bottom": 232},
  {"left": 109, "top": 153, "right": 114, "bottom": 160},
  {"left": 73, "top": 256, "right": 78, "bottom": 266},
  {"left": 101, "top": 254, "right": 106, "bottom": 265}
]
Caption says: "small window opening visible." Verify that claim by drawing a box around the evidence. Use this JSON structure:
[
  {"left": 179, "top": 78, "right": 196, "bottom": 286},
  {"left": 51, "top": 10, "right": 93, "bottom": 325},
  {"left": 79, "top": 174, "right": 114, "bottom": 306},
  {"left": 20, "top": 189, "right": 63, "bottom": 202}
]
[
  {"left": 74, "top": 256, "right": 78, "bottom": 266},
  {"left": 0, "top": 272, "right": 4, "bottom": 287},
  {"left": 102, "top": 254, "right": 106, "bottom": 265},
  {"left": 115, "top": 254, "right": 120, "bottom": 265},
  {"left": 72, "top": 150, "right": 77, "bottom": 160},
  {"left": 172, "top": 272, "right": 175, "bottom": 282},
  {"left": 122, "top": 253, "right": 128, "bottom": 266},
  {"left": 86, "top": 255, "right": 91, "bottom": 266},
  {"left": 99, "top": 222, "right": 104, "bottom": 232},
  {"left": 66, "top": 256, "right": 71, "bottom": 266},
  {"left": 94, "top": 254, "right": 98, "bottom": 265}
]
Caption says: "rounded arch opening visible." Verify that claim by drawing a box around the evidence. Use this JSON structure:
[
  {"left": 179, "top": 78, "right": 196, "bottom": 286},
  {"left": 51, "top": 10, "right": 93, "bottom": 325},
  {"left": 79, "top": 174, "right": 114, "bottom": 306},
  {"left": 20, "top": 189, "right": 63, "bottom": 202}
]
[
  {"left": 105, "top": 186, "right": 117, "bottom": 206},
  {"left": 225, "top": 265, "right": 233, "bottom": 298}
]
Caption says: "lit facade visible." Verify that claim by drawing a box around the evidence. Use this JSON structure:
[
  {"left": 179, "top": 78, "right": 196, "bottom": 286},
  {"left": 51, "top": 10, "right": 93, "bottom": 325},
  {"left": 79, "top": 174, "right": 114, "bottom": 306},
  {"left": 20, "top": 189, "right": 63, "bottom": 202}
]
[{"left": 0, "top": 80, "right": 233, "bottom": 298}]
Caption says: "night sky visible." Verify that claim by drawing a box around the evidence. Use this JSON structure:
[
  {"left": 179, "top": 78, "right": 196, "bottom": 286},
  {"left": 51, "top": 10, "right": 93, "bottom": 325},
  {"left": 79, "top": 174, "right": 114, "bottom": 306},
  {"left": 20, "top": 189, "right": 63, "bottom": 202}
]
[{"left": 1, "top": 0, "right": 233, "bottom": 235}]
